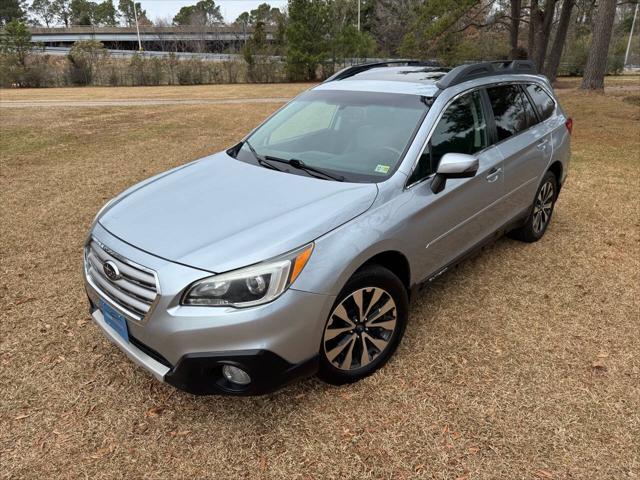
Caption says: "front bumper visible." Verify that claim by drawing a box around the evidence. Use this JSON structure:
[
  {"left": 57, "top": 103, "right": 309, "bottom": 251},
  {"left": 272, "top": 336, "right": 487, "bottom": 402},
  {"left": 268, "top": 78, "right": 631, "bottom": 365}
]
[
  {"left": 91, "top": 306, "right": 170, "bottom": 381},
  {"left": 89, "top": 297, "right": 321, "bottom": 395},
  {"left": 85, "top": 224, "right": 334, "bottom": 395}
]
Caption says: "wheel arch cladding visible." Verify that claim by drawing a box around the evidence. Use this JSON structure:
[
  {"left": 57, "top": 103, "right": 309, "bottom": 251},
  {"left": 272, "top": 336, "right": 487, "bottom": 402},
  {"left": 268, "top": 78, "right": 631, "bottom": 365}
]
[
  {"left": 548, "top": 161, "right": 563, "bottom": 192},
  {"left": 357, "top": 251, "right": 411, "bottom": 293}
]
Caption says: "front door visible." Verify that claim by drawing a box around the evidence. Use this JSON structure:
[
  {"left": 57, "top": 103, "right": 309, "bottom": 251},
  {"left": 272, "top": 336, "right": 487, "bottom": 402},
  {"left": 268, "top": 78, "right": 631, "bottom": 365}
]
[{"left": 403, "top": 89, "right": 506, "bottom": 282}]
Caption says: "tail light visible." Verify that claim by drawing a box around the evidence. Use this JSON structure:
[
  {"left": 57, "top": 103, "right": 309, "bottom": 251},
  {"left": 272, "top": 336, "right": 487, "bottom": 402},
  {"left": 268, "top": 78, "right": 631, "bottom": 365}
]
[{"left": 565, "top": 117, "right": 573, "bottom": 135}]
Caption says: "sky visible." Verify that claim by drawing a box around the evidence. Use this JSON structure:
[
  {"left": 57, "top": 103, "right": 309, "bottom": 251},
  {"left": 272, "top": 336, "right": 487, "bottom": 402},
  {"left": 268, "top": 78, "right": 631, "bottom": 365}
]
[
  {"left": 133, "top": 0, "right": 287, "bottom": 23},
  {"left": 23, "top": 0, "right": 288, "bottom": 24}
]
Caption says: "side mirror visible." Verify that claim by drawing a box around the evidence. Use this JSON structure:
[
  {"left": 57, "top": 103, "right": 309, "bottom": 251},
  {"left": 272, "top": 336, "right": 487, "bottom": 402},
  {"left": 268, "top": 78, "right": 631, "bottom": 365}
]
[{"left": 430, "top": 153, "right": 479, "bottom": 194}]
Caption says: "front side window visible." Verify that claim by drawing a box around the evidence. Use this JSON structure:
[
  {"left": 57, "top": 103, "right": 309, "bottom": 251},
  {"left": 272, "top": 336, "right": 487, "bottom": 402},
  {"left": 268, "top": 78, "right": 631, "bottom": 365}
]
[
  {"left": 234, "top": 90, "right": 429, "bottom": 183},
  {"left": 525, "top": 83, "right": 556, "bottom": 121},
  {"left": 487, "top": 84, "right": 534, "bottom": 141},
  {"left": 409, "top": 90, "right": 489, "bottom": 184}
]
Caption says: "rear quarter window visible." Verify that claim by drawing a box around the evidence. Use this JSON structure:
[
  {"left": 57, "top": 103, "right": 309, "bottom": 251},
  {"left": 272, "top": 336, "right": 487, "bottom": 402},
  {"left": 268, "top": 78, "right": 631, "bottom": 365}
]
[{"left": 525, "top": 84, "right": 556, "bottom": 121}]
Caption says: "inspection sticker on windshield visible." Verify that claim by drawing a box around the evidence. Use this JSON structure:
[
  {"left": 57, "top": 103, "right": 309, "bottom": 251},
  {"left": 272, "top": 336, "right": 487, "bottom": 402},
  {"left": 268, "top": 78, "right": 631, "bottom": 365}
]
[{"left": 374, "top": 164, "right": 390, "bottom": 174}]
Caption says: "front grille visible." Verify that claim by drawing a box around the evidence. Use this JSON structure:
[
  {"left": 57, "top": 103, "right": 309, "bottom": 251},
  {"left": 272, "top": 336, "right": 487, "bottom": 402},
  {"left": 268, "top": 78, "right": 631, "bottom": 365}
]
[{"left": 85, "top": 239, "right": 159, "bottom": 321}]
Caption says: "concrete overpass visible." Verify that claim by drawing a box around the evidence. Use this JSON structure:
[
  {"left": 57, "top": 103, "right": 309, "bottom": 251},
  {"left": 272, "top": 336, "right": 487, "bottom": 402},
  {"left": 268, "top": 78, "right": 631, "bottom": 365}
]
[{"left": 15, "top": 26, "right": 276, "bottom": 52}]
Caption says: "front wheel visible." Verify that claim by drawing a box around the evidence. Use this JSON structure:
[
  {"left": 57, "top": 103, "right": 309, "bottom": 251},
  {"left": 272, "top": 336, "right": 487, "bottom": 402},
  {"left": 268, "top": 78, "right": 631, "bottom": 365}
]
[
  {"left": 318, "top": 265, "right": 408, "bottom": 385},
  {"left": 509, "top": 171, "right": 558, "bottom": 243}
]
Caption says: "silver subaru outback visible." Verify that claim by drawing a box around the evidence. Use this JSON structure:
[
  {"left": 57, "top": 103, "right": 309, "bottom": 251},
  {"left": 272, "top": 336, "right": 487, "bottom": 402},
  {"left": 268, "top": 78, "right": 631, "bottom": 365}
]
[{"left": 84, "top": 61, "right": 571, "bottom": 395}]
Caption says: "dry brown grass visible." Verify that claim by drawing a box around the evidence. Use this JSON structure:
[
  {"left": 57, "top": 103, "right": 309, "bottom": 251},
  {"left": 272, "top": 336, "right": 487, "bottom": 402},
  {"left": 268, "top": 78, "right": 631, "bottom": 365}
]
[
  {"left": 0, "top": 83, "right": 312, "bottom": 102},
  {"left": 1, "top": 77, "right": 639, "bottom": 480}
]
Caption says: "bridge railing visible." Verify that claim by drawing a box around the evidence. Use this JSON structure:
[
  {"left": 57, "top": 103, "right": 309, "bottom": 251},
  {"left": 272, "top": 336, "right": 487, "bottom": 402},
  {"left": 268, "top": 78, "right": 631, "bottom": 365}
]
[{"left": 24, "top": 25, "right": 274, "bottom": 35}]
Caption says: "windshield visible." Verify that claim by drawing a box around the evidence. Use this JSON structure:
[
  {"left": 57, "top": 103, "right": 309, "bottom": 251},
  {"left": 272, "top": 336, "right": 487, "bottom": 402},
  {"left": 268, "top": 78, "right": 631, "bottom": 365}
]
[{"left": 233, "top": 90, "right": 429, "bottom": 183}]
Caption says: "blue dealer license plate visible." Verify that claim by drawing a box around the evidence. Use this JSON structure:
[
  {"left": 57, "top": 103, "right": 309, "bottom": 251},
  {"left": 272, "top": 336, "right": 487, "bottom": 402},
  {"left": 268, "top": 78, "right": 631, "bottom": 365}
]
[{"left": 100, "top": 299, "right": 129, "bottom": 342}]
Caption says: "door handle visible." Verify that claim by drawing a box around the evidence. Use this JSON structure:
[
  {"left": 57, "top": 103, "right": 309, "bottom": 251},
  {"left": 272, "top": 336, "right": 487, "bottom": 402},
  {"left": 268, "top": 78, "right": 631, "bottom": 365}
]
[
  {"left": 486, "top": 167, "right": 502, "bottom": 183},
  {"left": 536, "top": 139, "right": 549, "bottom": 150}
]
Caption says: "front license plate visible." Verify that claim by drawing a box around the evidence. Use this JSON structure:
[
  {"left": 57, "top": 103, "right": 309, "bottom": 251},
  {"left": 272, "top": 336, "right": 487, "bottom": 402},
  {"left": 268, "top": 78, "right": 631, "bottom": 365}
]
[{"left": 100, "top": 299, "right": 129, "bottom": 342}]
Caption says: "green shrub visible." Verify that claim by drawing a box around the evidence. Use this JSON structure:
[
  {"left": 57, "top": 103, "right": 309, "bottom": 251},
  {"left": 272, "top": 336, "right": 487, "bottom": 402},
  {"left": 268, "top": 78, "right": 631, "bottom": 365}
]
[{"left": 67, "top": 40, "right": 108, "bottom": 86}]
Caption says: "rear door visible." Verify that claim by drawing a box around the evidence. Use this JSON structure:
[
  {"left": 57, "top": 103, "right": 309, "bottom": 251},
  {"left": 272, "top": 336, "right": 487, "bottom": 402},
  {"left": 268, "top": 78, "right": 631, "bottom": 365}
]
[{"left": 486, "top": 84, "right": 551, "bottom": 217}]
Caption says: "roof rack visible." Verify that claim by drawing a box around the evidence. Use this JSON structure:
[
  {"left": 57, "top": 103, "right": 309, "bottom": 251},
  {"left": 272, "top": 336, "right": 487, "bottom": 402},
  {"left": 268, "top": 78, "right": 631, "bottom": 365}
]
[
  {"left": 323, "top": 60, "right": 441, "bottom": 83},
  {"left": 435, "top": 60, "right": 536, "bottom": 90}
]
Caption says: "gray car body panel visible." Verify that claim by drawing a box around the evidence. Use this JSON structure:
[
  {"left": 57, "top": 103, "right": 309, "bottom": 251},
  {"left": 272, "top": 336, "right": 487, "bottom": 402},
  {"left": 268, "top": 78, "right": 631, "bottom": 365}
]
[
  {"left": 84, "top": 68, "right": 570, "bottom": 384},
  {"left": 99, "top": 152, "right": 378, "bottom": 273}
]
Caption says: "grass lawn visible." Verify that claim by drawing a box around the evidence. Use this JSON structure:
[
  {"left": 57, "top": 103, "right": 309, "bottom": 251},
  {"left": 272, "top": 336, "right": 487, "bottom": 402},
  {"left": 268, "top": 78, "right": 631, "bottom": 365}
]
[
  {"left": 0, "top": 77, "right": 639, "bottom": 479},
  {"left": 0, "top": 82, "right": 313, "bottom": 102}
]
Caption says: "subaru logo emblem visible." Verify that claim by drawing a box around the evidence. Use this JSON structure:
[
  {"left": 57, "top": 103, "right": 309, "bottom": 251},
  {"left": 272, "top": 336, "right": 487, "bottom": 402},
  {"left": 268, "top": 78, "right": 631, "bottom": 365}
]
[{"left": 103, "top": 260, "right": 120, "bottom": 281}]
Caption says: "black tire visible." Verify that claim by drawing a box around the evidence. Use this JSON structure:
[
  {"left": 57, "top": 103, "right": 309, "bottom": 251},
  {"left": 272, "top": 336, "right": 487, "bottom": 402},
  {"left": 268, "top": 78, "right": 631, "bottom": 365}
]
[
  {"left": 508, "top": 171, "right": 558, "bottom": 243},
  {"left": 318, "top": 265, "right": 408, "bottom": 385}
]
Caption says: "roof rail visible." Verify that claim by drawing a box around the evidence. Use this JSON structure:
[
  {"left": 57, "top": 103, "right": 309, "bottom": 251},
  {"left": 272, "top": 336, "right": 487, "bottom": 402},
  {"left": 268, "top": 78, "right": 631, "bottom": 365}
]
[
  {"left": 323, "top": 60, "right": 441, "bottom": 83},
  {"left": 435, "top": 60, "right": 536, "bottom": 90}
]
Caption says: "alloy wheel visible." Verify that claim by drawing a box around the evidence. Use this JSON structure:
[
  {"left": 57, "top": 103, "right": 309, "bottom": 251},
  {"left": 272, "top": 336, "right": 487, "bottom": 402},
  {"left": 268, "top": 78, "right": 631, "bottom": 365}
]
[
  {"left": 532, "top": 180, "right": 554, "bottom": 234},
  {"left": 323, "top": 287, "right": 397, "bottom": 372}
]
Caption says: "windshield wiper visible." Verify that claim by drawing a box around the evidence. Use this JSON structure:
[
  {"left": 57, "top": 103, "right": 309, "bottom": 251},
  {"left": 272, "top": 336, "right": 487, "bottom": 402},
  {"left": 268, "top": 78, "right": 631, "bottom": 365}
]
[
  {"left": 243, "top": 140, "right": 283, "bottom": 172},
  {"left": 265, "top": 156, "right": 344, "bottom": 182}
]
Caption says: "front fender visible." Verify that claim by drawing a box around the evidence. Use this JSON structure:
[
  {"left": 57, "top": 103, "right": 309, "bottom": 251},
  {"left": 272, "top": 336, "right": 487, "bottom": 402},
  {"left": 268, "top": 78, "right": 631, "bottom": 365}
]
[{"left": 291, "top": 197, "right": 412, "bottom": 296}]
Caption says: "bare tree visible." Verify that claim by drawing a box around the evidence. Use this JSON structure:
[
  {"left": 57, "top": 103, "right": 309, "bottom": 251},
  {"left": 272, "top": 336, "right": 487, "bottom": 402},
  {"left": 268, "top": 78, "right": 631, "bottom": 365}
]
[
  {"left": 30, "top": 0, "right": 56, "bottom": 27},
  {"left": 530, "top": 0, "right": 558, "bottom": 70},
  {"left": 543, "top": 0, "right": 575, "bottom": 82},
  {"left": 509, "top": 0, "right": 522, "bottom": 59},
  {"left": 373, "top": 0, "right": 417, "bottom": 56},
  {"left": 528, "top": 0, "right": 538, "bottom": 57},
  {"left": 581, "top": 0, "right": 616, "bottom": 90}
]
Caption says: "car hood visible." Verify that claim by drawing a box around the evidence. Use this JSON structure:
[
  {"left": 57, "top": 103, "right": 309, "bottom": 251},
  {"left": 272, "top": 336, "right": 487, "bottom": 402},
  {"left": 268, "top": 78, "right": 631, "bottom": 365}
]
[{"left": 99, "top": 152, "right": 378, "bottom": 273}]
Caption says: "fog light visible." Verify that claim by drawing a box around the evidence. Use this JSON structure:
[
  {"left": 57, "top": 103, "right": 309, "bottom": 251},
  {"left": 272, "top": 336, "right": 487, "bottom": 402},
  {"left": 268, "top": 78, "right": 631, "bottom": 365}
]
[{"left": 222, "top": 365, "right": 251, "bottom": 386}]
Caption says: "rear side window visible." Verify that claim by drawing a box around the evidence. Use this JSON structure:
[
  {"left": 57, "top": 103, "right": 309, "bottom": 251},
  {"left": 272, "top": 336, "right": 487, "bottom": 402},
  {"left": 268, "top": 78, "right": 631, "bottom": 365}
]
[
  {"left": 486, "top": 84, "right": 534, "bottom": 141},
  {"left": 525, "top": 84, "right": 556, "bottom": 121},
  {"left": 408, "top": 90, "right": 488, "bottom": 184}
]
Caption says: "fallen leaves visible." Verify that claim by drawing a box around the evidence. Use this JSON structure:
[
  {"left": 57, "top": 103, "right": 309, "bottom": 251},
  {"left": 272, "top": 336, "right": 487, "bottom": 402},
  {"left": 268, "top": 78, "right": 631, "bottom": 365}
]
[
  {"left": 534, "top": 469, "right": 554, "bottom": 479},
  {"left": 90, "top": 445, "right": 114, "bottom": 459},
  {"left": 591, "top": 359, "right": 607, "bottom": 371},
  {"left": 592, "top": 351, "right": 610, "bottom": 372},
  {"left": 146, "top": 406, "right": 165, "bottom": 417}
]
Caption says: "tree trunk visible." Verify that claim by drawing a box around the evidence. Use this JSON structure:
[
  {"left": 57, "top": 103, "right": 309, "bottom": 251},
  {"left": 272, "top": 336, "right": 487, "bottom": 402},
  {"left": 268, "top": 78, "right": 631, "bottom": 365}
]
[
  {"left": 532, "top": 0, "right": 557, "bottom": 71},
  {"left": 543, "top": 0, "right": 575, "bottom": 82},
  {"left": 528, "top": 0, "right": 539, "bottom": 58},
  {"left": 581, "top": 0, "right": 617, "bottom": 90},
  {"left": 510, "top": 0, "right": 522, "bottom": 59}
]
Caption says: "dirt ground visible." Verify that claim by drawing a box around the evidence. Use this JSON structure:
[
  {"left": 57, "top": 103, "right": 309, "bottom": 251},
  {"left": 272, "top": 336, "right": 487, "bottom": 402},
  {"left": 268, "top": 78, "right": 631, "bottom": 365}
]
[{"left": 1, "top": 77, "right": 639, "bottom": 479}]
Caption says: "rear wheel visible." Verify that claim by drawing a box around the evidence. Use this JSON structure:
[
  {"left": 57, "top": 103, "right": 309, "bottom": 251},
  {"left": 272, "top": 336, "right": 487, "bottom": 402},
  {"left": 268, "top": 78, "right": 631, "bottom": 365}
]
[
  {"left": 318, "top": 265, "right": 408, "bottom": 385},
  {"left": 509, "top": 171, "right": 557, "bottom": 243}
]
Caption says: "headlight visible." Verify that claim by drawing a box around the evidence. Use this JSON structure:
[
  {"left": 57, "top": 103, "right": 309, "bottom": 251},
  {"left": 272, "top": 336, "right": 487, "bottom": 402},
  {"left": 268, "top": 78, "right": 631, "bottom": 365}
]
[{"left": 182, "top": 243, "right": 314, "bottom": 308}]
